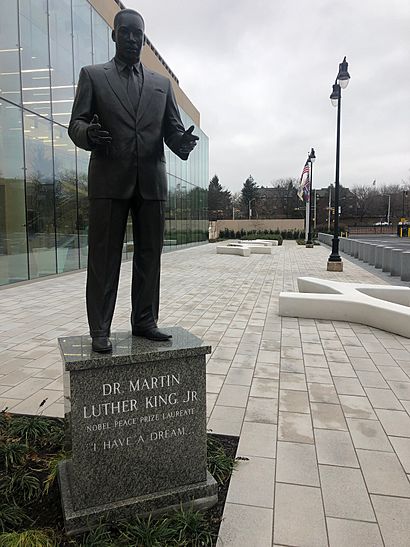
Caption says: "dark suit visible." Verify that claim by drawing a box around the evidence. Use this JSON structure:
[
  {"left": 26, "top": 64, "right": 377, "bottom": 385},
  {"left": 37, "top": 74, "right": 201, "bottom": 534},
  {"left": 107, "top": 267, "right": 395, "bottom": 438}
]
[{"left": 69, "top": 58, "right": 188, "bottom": 337}]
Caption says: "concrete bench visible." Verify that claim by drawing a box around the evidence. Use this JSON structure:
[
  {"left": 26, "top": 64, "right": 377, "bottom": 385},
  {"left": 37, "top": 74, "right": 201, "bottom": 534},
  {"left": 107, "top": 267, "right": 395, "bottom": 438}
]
[
  {"left": 239, "top": 239, "right": 278, "bottom": 247},
  {"left": 279, "top": 277, "right": 410, "bottom": 338},
  {"left": 230, "top": 243, "right": 271, "bottom": 254},
  {"left": 216, "top": 245, "right": 251, "bottom": 257}
]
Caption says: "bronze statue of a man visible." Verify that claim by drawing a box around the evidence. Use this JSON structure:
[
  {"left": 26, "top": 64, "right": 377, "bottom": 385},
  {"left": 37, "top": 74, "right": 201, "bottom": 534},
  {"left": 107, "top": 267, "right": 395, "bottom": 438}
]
[{"left": 69, "top": 9, "right": 198, "bottom": 353}]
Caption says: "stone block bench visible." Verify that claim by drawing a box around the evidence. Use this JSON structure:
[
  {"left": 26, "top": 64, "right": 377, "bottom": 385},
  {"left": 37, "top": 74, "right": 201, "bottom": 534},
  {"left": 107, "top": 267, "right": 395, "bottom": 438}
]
[
  {"left": 239, "top": 239, "right": 278, "bottom": 246},
  {"left": 216, "top": 244, "right": 251, "bottom": 257},
  {"left": 279, "top": 277, "right": 410, "bottom": 338}
]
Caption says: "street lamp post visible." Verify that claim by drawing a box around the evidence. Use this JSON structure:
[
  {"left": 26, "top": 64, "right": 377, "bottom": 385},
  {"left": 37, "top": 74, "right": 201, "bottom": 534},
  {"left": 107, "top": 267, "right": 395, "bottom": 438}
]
[
  {"left": 306, "top": 148, "right": 316, "bottom": 248},
  {"left": 327, "top": 56, "right": 350, "bottom": 272}
]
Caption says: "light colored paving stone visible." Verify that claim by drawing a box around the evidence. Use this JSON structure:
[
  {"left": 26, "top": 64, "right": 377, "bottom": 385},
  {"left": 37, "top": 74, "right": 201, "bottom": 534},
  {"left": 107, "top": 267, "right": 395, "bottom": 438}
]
[
  {"left": 333, "top": 377, "right": 365, "bottom": 396},
  {"left": 305, "top": 367, "right": 333, "bottom": 384},
  {"left": 308, "top": 382, "right": 339, "bottom": 404},
  {"left": 279, "top": 389, "right": 310, "bottom": 414},
  {"left": 274, "top": 483, "right": 327, "bottom": 547},
  {"left": 276, "top": 441, "right": 319, "bottom": 486},
  {"left": 339, "top": 394, "right": 377, "bottom": 419},
  {"left": 231, "top": 354, "right": 256, "bottom": 369},
  {"left": 280, "top": 372, "right": 307, "bottom": 391},
  {"left": 253, "top": 364, "right": 279, "bottom": 379},
  {"left": 249, "top": 377, "right": 278, "bottom": 398},
  {"left": 237, "top": 421, "right": 276, "bottom": 458},
  {"left": 206, "top": 393, "right": 217, "bottom": 417},
  {"left": 245, "top": 397, "right": 278, "bottom": 424},
  {"left": 278, "top": 411, "right": 314, "bottom": 444},
  {"left": 9, "top": 389, "right": 63, "bottom": 415},
  {"left": 208, "top": 405, "right": 245, "bottom": 436},
  {"left": 326, "top": 517, "right": 383, "bottom": 547},
  {"left": 365, "top": 387, "right": 403, "bottom": 410},
  {"left": 315, "top": 429, "right": 359, "bottom": 467},
  {"left": 280, "top": 358, "right": 305, "bottom": 373},
  {"left": 257, "top": 350, "right": 280, "bottom": 364},
  {"left": 216, "top": 384, "right": 250, "bottom": 407},
  {"left": 225, "top": 368, "right": 253, "bottom": 386},
  {"left": 206, "top": 359, "right": 231, "bottom": 375},
  {"left": 356, "top": 370, "right": 389, "bottom": 389},
  {"left": 378, "top": 366, "right": 410, "bottom": 382},
  {"left": 311, "top": 402, "right": 348, "bottom": 430},
  {"left": 320, "top": 465, "right": 376, "bottom": 521},
  {"left": 371, "top": 495, "right": 410, "bottom": 547},
  {"left": 328, "top": 362, "right": 357, "bottom": 378},
  {"left": 389, "top": 436, "right": 410, "bottom": 473},
  {"left": 303, "top": 354, "right": 328, "bottom": 368},
  {"left": 387, "top": 380, "right": 410, "bottom": 401},
  {"left": 206, "top": 374, "right": 225, "bottom": 393},
  {"left": 226, "top": 456, "right": 275, "bottom": 508},
  {"left": 357, "top": 449, "right": 410, "bottom": 497},
  {"left": 216, "top": 503, "right": 273, "bottom": 547},
  {"left": 1, "top": 378, "right": 55, "bottom": 399},
  {"left": 350, "top": 357, "right": 378, "bottom": 372},
  {"left": 347, "top": 418, "right": 393, "bottom": 452},
  {"left": 375, "top": 408, "right": 410, "bottom": 436},
  {"left": 0, "top": 366, "right": 44, "bottom": 387}
]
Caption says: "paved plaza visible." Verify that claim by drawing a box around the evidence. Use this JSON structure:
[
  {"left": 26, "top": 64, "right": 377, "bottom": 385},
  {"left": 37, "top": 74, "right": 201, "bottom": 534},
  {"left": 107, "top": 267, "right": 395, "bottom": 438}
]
[{"left": 1, "top": 241, "right": 410, "bottom": 546}]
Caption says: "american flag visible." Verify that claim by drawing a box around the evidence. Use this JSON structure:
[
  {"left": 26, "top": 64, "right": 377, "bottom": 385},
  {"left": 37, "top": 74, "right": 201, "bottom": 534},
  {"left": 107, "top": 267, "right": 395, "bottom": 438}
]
[{"left": 297, "top": 161, "right": 310, "bottom": 201}]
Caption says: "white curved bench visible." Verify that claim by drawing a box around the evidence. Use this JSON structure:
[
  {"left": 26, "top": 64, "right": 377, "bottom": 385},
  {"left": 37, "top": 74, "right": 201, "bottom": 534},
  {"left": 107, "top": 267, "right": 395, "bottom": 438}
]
[
  {"left": 239, "top": 239, "right": 278, "bottom": 246},
  {"left": 216, "top": 245, "right": 251, "bottom": 257},
  {"left": 231, "top": 242, "right": 271, "bottom": 254},
  {"left": 279, "top": 277, "right": 410, "bottom": 338}
]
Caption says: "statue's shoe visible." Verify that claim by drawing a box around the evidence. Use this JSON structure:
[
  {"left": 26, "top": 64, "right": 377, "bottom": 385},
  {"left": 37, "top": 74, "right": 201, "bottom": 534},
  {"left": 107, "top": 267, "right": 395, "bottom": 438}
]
[
  {"left": 132, "top": 328, "right": 172, "bottom": 341},
  {"left": 91, "top": 336, "right": 112, "bottom": 353}
]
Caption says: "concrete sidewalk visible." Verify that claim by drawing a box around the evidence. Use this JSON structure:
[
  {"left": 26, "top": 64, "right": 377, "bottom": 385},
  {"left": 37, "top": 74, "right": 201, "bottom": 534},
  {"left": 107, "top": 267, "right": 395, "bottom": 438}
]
[{"left": 1, "top": 241, "right": 410, "bottom": 546}]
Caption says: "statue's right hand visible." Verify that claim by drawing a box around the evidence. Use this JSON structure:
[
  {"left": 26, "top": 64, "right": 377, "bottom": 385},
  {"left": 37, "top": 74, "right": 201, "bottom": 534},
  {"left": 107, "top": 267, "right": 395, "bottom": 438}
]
[{"left": 87, "top": 114, "right": 112, "bottom": 145}]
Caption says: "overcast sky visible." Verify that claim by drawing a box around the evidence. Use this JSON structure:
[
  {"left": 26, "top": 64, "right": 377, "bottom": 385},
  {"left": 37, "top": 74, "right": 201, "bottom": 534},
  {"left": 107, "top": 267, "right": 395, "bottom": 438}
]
[{"left": 127, "top": 0, "right": 410, "bottom": 193}]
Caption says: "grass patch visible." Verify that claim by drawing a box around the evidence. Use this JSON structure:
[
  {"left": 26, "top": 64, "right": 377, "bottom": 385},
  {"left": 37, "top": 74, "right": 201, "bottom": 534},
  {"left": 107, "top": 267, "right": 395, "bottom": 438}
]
[{"left": 0, "top": 409, "right": 238, "bottom": 546}]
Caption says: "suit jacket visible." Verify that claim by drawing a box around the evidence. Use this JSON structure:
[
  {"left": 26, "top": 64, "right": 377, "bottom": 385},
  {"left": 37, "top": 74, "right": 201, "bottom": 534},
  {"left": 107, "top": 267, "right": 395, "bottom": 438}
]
[{"left": 68, "top": 59, "right": 188, "bottom": 200}]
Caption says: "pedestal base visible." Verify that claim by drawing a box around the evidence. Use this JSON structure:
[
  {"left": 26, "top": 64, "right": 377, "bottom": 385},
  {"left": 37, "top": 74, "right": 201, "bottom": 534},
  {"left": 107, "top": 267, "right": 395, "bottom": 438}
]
[
  {"left": 59, "top": 460, "right": 218, "bottom": 536},
  {"left": 305, "top": 243, "right": 314, "bottom": 249},
  {"left": 327, "top": 260, "right": 343, "bottom": 272}
]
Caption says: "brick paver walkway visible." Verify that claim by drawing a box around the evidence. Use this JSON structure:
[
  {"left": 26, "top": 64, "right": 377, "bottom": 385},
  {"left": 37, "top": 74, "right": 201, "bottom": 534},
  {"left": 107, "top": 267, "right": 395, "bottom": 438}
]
[{"left": 1, "top": 241, "right": 410, "bottom": 546}]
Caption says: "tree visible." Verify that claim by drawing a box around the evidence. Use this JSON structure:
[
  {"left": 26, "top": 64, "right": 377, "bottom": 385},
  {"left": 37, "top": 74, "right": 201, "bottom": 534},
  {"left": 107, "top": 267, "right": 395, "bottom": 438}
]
[
  {"left": 241, "top": 175, "right": 258, "bottom": 217},
  {"left": 269, "top": 178, "right": 301, "bottom": 218},
  {"left": 208, "top": 175, "right": 232, "bottom": 220}
]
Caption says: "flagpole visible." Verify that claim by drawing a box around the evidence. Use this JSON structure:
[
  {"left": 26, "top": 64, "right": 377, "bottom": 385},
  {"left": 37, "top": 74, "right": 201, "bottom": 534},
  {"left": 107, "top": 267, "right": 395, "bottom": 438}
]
[{"left": 305, "top": 196, "right": 310, "bottom": 242}]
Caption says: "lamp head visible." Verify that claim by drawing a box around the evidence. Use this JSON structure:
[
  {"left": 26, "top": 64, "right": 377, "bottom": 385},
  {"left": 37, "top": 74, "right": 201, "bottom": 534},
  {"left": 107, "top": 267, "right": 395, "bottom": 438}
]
[
  {"left": 337, "top": 56, "right": 350, "bottom": 89},
  {"left": 330, "top": 82, "right": 340, "bottom": 107},
  {"left": 309, "top": 148, "right": 316, "bottom": 163}
]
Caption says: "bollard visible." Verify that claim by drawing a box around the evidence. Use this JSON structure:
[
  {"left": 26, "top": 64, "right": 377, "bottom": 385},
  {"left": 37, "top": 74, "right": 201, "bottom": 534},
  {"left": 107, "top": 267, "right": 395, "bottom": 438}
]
[
  {"left": 363, "top": 243, "right": 371, "bottom": 263},
  {"left": 382, "top": 247, "right": 393, "bottom": 273},
  {"left": 375, "top": 245, "right": 384, "bottom": 269},
  {"left": 340, "top": 238, "right": 345, "bottom": 252},
  {"left": 368, "top": 244, "right": 376, "bottom": 265},
  {"left": 353, "top": 240, "right": 360, "bottom": 259},
  {"left": 346, "top": 239, "right": 352, "bottom": 255},
  {"left": 358, "top": 242, "right": 365, "bottom": 261},
  {"left": 350, "top": 240, "right": 357, "bottom": 257},
  {"left": 401, "top": 252, "right": 410, "bottom": 282},
  {"left": 391, "top": 249, "right": 403, "bottom": 276}
]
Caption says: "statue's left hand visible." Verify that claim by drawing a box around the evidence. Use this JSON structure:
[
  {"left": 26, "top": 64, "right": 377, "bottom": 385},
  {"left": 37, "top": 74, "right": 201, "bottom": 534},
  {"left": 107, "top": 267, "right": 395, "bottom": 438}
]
[{"left": 179, "top": 125, "right": 199, "bottom": 155}]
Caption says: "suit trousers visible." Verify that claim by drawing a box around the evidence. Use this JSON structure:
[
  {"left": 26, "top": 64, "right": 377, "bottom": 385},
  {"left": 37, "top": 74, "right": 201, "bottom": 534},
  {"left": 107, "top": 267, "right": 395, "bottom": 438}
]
[{"left": 86, "top": 194, "right": 164, "bottom": 337}]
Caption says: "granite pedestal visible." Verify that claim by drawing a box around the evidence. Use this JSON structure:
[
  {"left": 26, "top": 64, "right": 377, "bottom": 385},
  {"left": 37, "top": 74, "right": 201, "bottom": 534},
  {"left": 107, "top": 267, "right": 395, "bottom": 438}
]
[{"left": 58, "top": 327, "right": 217, "bottom": 535}]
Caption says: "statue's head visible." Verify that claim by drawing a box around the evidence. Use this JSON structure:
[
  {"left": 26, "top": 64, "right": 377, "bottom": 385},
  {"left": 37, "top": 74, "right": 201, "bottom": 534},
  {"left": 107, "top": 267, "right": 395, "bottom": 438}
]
[{"left": 112, "top": 9, "right": 145, "bottom": 65}]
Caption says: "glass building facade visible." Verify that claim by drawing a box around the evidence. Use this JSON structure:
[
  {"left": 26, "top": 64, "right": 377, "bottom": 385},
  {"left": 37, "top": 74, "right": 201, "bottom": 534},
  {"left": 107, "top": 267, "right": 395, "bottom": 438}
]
[{"left": 0, "top": 0, "right": 209, "bottom": 286}]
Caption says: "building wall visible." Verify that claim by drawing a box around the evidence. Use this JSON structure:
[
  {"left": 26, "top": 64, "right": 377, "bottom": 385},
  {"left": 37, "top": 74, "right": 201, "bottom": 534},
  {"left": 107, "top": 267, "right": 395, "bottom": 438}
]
[{"left": 0, "top": 0, "right": 208, "bottom": 286}]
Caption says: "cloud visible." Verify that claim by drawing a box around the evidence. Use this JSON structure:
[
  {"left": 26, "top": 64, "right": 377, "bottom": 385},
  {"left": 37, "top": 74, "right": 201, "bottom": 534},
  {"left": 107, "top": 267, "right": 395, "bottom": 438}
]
[{"left": 126, "top": 0, "right": 410, "bottom": 191}]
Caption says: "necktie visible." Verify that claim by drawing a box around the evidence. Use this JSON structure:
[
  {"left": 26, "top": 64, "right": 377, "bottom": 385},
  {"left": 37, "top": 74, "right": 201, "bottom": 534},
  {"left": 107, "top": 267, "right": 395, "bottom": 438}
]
[{"left": 127, "top": 66, "right": 140, "bottom": 115}]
